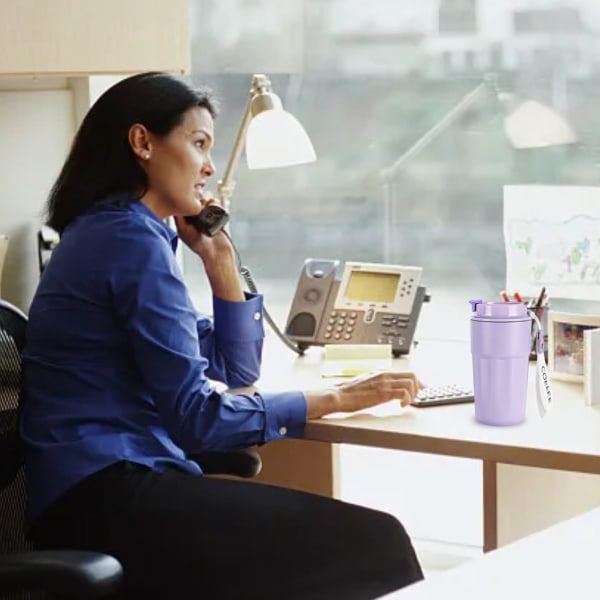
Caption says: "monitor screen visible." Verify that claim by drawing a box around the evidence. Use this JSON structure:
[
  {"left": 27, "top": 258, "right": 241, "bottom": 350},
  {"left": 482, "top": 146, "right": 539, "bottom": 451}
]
[{"left": 344, "top": 270, "right": 400, "bottom": 303}]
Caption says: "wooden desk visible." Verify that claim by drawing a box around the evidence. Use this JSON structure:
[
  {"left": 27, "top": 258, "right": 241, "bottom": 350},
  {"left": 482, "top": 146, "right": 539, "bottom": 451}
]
[
  {"left": 384, "top": 506, "right": 600, "bottom": 599},
  {"left": 253, "top": 339, "right": 600, "bottom": 551}
]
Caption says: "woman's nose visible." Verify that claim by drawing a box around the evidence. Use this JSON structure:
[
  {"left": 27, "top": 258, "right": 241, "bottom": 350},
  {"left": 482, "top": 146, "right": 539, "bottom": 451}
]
[{"left": 202, "top": 156, "right": 216, "bottom": 177}]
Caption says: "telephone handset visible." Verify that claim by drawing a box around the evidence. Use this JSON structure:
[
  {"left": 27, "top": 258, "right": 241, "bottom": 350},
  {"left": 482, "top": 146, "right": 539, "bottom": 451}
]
[
  {"left": 184, "top": 205, "right": 230, "bottom": 237},
  {"left": 285, "top": 259, "right": 429, "bottom": 357}
]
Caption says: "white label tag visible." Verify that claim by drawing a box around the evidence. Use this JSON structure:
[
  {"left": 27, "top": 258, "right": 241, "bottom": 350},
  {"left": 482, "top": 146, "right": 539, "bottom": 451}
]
[
  {"left": 530, "top": 310, "right": 553, "bottom": 416},
  {"left": 536, "top": 352, "right": 553, "bottom": 416}
]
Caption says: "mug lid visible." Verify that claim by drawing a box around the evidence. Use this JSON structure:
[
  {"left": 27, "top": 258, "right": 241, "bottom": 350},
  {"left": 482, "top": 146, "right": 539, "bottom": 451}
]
[{"left": 470, "top": 300, "right": 530, "bottom": 321}]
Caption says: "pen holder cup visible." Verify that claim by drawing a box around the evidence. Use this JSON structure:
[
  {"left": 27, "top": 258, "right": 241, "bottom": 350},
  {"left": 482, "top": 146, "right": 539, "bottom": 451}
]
[{"left": 529, "top": 302, "right": 550, "bottom": 362}]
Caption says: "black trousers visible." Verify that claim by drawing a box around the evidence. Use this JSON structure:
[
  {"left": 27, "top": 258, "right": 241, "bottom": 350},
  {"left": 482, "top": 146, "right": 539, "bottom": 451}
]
[{"left": 31, "top": 462, "right": 423, "bottom": 599}]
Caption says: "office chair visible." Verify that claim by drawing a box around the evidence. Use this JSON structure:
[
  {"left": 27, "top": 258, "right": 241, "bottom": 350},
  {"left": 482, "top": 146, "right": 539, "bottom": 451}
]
[
  {"left": 36, "top": 229, "right": 58, "bottom": 277},
  {"left": 0, "top": 299, "right": 261, "bottom": 597},
  {"left": 0, "top": 300, "right": 123, "bottom": 598},
  {"left": 0, "top": 236, "right": 7, "bottom": 298}
]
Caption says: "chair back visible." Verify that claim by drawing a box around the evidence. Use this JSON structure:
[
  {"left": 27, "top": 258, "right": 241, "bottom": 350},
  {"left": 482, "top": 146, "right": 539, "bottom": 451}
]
[
  {"left": 37, "top": 228, "right": 59, "bottom": 276},
  {"left": 0, "top": 301, "right": 40, "bottom": 599},
  {"left": 0, "top": 300, "right": 31, "bottom": 556},
  {"left": 0, "top": 236, "right": 8, "bottom": 297}
]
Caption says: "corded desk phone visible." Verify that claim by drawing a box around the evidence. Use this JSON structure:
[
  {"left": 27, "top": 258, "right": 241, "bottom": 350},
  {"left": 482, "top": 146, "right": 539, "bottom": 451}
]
[
  {"left": 285, "top": 259, "right": 429, "bottom": 357},
  {"left": 179, "top": 211, "right": 430, "bottom": 358},
  {"left": 185, "top": 205, "right": 230, "bottom": 237}
]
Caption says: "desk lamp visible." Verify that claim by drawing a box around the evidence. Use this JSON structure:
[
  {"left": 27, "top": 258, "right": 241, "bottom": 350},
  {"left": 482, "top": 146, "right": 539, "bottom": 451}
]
[
  {"left": 216, "top": 73, "right": 316, "bottom": 213},
  {"left": 379, "top": 73, "right": 577, "bottom": 262},
  {"left": 210, "top": 74, "right": 315, "bottom": 354}
]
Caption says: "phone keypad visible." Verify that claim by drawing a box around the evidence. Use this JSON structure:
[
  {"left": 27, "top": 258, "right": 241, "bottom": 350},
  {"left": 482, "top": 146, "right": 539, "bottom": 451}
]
[
  {"left": 323, "top": 311, "right": 412, "bottom": 345},
  {"left": 324, "top": 311, "right": 357, "bottom": 340}
]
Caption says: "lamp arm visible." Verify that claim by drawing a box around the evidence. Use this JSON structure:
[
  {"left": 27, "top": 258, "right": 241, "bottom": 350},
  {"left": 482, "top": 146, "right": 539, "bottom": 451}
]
[
  {"left": 380, "top": 80, "right": 489, "bottom": 182},
  {"left": 217, "top": 99, "right": 253, "bottom": 212}
]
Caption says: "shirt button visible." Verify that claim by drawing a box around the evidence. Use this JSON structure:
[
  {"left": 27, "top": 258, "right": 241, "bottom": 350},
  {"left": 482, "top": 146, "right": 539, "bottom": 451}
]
[
  {"left": 253, "top": 311, "right": 261, "bottom": 321},
  {"left": 279, "top": 426, "right": 287, "bottom": 436}
]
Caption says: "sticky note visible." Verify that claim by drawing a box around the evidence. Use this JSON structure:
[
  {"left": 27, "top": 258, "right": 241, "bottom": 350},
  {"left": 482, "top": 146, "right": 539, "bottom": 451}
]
[{"left": 322, "top": 344, "right": 392, "bottom": 378}]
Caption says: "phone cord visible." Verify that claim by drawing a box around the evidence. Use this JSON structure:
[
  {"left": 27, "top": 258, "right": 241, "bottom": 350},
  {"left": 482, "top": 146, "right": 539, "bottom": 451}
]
[
  {"left": 239, "top": 265, "right": 303, "bottom": 355},
  {"left": 221, "top": 230, "right": 302, "bottom": 355}
]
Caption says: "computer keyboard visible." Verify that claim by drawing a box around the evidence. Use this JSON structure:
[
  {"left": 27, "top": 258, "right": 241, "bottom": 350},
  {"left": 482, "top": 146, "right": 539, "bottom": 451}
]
[{"left": 411, "top": 384, "right": 474, "bottom": 408}]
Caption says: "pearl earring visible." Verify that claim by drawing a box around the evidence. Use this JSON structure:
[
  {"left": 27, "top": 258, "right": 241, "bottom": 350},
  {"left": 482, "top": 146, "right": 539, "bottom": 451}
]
[{"left": 144, "top": 153, "right": 150, "bottom": 160}]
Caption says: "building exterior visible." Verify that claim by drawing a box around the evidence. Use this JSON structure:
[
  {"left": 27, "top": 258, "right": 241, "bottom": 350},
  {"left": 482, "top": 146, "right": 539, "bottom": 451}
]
[{"left": 324, "top": 0, "right": 600, "bottom": 79}]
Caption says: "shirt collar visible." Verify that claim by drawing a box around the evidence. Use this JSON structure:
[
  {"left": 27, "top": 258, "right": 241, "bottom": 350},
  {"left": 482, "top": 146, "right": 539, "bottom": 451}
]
[{"left": 109, "top": 193, "right": 178, "bottom": 251}]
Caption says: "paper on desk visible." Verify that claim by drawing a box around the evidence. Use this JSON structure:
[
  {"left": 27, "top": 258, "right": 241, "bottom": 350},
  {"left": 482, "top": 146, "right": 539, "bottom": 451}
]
[
  {"left": 321, "top": 344, "right": 392, "bottom": 378},
  {"left": 504, "top": 185, "right": 600, "bottom": 300}
]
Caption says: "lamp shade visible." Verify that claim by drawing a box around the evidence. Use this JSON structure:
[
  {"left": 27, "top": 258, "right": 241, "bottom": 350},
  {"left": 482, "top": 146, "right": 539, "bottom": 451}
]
[
  {"left": 503, "top": 100, "right": 577, "bottom": 149},
  {"left": 245, "top": 109, "right": 316, "bottom": 170}
]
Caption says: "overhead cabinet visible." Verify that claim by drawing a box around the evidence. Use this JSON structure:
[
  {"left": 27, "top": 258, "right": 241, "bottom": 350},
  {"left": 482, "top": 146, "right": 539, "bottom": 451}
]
[{"left": 0, "top": 0, "right": 189, "bottom": 76}]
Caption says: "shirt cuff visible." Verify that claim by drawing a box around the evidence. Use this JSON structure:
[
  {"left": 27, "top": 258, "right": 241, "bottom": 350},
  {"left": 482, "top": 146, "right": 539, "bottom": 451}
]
[
  {"left": 261, "top": 391, "right": 307, "bottom": 441},
  {"left": 212, "top": 292, "right": 265, "bottom": 342}
]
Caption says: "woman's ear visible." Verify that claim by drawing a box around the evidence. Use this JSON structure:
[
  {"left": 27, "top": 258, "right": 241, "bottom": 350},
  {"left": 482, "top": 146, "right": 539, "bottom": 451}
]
[{"left": 128, "top": 123, "right": 152, "bottom": 162}]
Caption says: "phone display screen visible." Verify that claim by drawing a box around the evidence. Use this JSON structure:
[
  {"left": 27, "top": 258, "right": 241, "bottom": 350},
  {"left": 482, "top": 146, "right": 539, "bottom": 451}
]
[{"left": 344, "top": 271, "right": 400, "bottom": 303}]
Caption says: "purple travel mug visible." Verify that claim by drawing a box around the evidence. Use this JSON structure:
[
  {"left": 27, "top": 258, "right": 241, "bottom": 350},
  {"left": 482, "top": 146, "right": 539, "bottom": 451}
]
[{"left": 470, "top": 300, "right": 532, "bottom": 426}]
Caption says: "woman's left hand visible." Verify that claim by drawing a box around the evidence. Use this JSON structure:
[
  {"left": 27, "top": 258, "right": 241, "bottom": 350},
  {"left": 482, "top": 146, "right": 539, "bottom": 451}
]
[
  {"left": 174, "top": 200, "right": 235, "bottom": 266},
  {"left": 174, "top": 201, "right": 244, "bottom": 302}
]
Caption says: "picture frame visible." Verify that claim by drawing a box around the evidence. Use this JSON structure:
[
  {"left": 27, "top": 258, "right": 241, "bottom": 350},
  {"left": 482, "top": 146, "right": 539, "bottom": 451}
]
[
  {"left": 548, "top": 311, "right": 600, "bottom": 382},
  {"left": 583, "top": 328, "right": 600, "bottom": 405}
]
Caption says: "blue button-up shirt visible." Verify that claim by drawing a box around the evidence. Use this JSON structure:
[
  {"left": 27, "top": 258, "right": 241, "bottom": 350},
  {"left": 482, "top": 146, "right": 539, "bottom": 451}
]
[{"left": 20, "top": 198, "right": 307, "bottom": 519}]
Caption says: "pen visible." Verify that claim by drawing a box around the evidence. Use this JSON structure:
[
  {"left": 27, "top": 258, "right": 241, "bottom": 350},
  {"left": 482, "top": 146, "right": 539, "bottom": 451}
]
[
  {"left": 513, "top": 292, "right": 524, "bottom": 303},
  {"left": 534, "top": 286, "right": 546, "bottom": 318},
  {"left": 500, "top": 290, "right": 510, "bottom": 302}
]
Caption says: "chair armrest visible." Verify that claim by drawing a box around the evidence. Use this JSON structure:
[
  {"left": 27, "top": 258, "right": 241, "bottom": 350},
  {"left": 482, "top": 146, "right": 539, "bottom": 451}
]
[
  {"left": 0, "top": 550, "right": 122, "bottom": 598},
  {"left": 189, "top": 448, "right": 262, "bottom": 478}
]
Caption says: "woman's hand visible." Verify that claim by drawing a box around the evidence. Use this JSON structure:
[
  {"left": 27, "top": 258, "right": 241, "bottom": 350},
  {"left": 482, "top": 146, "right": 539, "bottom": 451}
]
[
  {"left": 305, "top": 371, "right": 423, "bottom": 419},
  {"left": 174, "top": 199, "right": 244, "bottom": 302},
  {"left": 174, "top": 199, "right": 235, "bottom": 266}
]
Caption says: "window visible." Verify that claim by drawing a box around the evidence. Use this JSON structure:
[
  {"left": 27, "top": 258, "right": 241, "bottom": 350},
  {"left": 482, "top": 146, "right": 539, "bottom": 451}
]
[
  {"left": 465, "top": 50, "right": 476, "bottom": 71},
  {"left": 441, "top": 50, "right": 452, "bottom": 73},
  {"left": 186, "top": 0, "right": 600, "bottom": 342},
  {"left": 513, "top": 8, "right": 583, "bottom": 34},
  {"left": 185, "top": 0, "right": 600, "bottom": 559},
  {"left": 438, "top": 0, "right": 477, "bottom": 34},
  {"left": 490, "top": 43, "right": 503, "bottom": 71}
]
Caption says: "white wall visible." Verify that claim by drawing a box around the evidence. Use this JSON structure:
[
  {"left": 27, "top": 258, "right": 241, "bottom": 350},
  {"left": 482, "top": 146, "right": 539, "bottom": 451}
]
[
  {"left": 0, "top": 76, "right": 124, "bottom": 312},
  {"left": 0, "top": 83, "right": 75, "bottom": 311}
]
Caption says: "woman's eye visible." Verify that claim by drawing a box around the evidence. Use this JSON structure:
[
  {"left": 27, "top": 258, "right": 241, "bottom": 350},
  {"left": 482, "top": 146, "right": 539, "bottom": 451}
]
[{"left": 194, "top": 139, "right": 205, "bottom": 149}]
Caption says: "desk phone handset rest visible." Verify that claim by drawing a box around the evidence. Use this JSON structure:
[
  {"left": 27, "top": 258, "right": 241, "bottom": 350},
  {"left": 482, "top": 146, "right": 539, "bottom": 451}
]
[
  {"left": 285, "top": 259, "right": 430, "bottom": 357},
  {"left": 184, "top": 205, "right": 230, "bottom": 237}
]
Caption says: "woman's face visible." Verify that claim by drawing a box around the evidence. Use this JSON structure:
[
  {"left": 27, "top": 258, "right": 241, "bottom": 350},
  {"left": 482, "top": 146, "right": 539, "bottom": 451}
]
[{"left": 140, "top": 106, "right": 216, "bottom": 218}]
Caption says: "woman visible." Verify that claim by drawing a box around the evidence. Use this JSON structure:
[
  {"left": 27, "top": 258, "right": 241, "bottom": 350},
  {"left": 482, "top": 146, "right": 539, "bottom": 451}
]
[{"left": 21, "top": 72, "right": 424, "bottom": 599}]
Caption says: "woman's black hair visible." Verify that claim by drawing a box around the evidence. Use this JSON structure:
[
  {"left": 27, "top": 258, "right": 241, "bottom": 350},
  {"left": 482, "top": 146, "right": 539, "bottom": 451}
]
[{"left": 46, "top": 72, "right": 218, "bottom": 234}]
